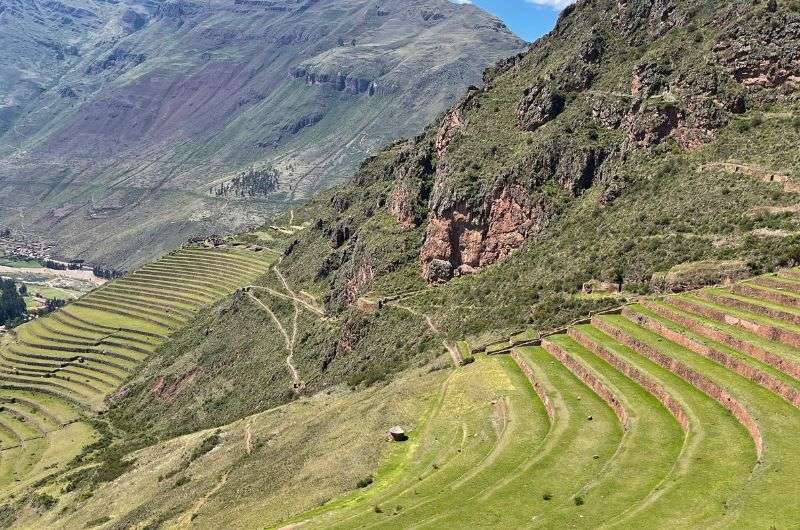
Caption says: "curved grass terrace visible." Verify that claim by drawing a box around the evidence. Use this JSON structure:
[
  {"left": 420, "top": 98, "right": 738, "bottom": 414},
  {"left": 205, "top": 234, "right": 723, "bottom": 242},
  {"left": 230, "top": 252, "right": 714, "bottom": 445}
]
[
  {"left": 282, "top": 267, "right": 800, "bottom": 528},
  {"left": 0, "top": 246, "right": 272, "bottom": 492}
]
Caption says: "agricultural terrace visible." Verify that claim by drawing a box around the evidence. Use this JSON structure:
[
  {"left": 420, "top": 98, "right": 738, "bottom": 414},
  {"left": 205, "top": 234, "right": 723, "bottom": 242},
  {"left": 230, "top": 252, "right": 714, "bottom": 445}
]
[
  {"left": 285, "top": 267, "right": 800, "bottom": 528},
  {"left": 0, "top": 245, "right": 271, "bottom": 491}
]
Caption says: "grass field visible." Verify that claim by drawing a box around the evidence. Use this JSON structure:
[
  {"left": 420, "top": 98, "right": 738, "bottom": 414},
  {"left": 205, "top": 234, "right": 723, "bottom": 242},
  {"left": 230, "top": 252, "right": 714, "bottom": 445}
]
[
  {"left": 3, "top": 258, "right": 800, "bottom": 527},
  {"left": 0, "top": 245, "right": 272, "bottom": 503},
  {"left": 277, "top": 266, "right": 800, "bottom": 528}
]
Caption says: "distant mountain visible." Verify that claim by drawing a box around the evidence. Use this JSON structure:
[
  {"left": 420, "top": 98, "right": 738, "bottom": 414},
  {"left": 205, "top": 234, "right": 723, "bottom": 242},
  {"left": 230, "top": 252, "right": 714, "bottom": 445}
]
[{"left": 0, "top": 0, "right": 524, "bottom": 267}]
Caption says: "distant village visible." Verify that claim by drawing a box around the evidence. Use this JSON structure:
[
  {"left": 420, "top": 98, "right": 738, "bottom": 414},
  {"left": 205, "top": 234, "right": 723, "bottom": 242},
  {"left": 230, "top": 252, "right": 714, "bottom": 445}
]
[{"left": 0, "top": 229, "right": 125, "bottom": 279}]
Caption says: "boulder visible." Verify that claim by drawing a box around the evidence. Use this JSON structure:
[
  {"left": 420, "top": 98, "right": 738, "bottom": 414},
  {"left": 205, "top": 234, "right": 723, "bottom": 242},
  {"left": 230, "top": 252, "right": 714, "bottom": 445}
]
[{"left": 388, "top": 426, "right": 407, "bottom": 442}]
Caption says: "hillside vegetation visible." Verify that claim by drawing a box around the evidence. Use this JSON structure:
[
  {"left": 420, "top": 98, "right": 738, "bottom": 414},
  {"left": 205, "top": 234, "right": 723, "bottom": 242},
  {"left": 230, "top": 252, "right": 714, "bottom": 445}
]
[
  {"left": 0, "top": 0, "right": 523, "bottom": 268},
  {"left": 104, "top": 0, "right": 800, "bottom": 439},
  {"left": 10, "top": 267, "right": 800, "bottom": 528},
  {"left": 0, "top": 245, "right": 270, "bottom": 525},
  {"left": 2, "top": 0, "right": 800, "bottom": 527}
]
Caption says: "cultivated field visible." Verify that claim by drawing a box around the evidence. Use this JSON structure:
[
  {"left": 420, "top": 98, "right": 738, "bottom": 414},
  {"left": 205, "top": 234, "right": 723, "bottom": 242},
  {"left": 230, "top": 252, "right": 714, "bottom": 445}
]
[
  {"left": 0, "top": 245, "right": 271, "bottom": 493},
  {"left": 283, "top": 268, "right": 800, "bottom": 528}
]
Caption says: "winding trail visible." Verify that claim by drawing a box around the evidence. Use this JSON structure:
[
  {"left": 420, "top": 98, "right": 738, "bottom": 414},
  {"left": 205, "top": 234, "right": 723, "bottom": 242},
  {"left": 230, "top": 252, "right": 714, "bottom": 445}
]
[
  {"left": 388, "top": 302, "right": 463, "bottom": 366},
  {"left": 245, "top": 421, "right": 253, "bottom": 455},
  {"left": 173, "top": 473, "right": 229, "bottom": 529},
  {"left": 246, "top": 291, "right": 304, "bottom": 391}
]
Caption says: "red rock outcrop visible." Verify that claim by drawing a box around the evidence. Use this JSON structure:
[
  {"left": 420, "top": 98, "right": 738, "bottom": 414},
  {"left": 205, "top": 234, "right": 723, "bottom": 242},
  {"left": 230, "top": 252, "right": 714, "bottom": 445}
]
[
  {"left": 151, "top": 369, "right": 198, "bottom": 399},
  {"left": 435, "top": 107, "right": 466, "bottom": 159},
  {"left": 420, "top": 184, "right": 553, "bottom": 282}
]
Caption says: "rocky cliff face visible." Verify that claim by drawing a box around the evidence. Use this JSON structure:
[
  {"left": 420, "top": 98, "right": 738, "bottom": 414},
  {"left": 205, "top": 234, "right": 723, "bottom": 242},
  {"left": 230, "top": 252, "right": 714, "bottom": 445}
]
[
  {"left": 0, "top": 0, "right": 524, "bottom": 268},
  {"left": 368, "top": 0, "right": 800, "bottom": 284}
]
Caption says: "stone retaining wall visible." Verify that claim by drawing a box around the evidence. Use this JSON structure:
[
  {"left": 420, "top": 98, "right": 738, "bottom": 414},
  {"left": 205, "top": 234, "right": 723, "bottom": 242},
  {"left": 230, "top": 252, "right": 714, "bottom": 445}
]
[
  {"left": 568, "top": 327, "right": 689, "bottom": 432},
  {"left": 731, "top": 283, "right": 800, "bottom": 310},
  {"left": 670, "top": 297, "right": 800, "bottom": 349},
  {"left": 643, "top": 301, "right": 800, "bottom": 381},
  {"left": 700, "top": 290, "right": 800, "bottom": 327},
  {"left": 592, "top": 317, "right": 763, "bottom": 459},
  {"left": 624, "top": 308, "right": 800, "bottom": 410},
  {"left": 510, "top": 350, "right": 555, "bottom": 421},
  {"left": 756, "top": 276, "right": 800, "bottom": 296},
  {"left": 541, "top": 340, "right": 629, "bottom": 428}
]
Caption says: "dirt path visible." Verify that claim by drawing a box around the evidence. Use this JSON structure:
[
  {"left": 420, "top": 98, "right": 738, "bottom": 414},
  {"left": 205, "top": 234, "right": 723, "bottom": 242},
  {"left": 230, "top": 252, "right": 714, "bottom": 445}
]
[
  {"left": 172, "top": 473, "right": 229, "bottom": 528},
  {"left": 246, "top": 291, "right": 304, "bottom": 391},
  {"left": 245, "top": 421, "right": 253, "bottom": 455},
  {"left": 388, "top": 302, "right": 463, "bottom": 366},
  {"left": 248, "top": 285, "right": 326, "bottom": 317}
]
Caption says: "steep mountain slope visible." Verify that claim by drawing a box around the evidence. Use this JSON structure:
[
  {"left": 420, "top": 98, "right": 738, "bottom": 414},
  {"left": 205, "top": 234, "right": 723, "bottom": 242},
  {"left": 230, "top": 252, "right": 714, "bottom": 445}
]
[
  {"left": 104, "top": 0, "right": 800, "bottom": 439},
  {"left": 2, "top": 0, "right": 800, "bottom": 527},
  {"left": 0, "top": 0, "right": 524, "bottom": 268}
]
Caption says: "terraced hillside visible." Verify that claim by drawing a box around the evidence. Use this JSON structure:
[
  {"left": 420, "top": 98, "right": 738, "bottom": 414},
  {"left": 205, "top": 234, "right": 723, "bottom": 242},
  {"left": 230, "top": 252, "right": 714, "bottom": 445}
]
[
  {"left": 278, "top": 268, "right": 800, "bottom": 528},
  {"left": 0, "top": 245, "right": 271, "bottom": 492}
]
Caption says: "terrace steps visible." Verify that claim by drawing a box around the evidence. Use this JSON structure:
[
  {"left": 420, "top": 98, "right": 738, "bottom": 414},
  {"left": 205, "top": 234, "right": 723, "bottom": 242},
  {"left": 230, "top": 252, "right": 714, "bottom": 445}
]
[{"left": 0, "top": 245, "right": 273, "bottom": 486}]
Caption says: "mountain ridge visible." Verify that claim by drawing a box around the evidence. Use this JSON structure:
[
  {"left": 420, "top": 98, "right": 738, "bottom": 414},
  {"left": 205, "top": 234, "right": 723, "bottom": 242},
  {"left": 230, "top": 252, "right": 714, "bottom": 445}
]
[{"left": 0, "top": 0, "right": 524, "bottom": 268}]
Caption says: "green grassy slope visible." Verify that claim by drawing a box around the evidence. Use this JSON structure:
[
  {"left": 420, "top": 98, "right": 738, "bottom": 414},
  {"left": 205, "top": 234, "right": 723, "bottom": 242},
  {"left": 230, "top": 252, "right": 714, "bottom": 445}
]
[
  {"left": 0, "top": 244, "right": 271, "bottom": 521},
  {"left": 286, "top": 267, "right": 800, "bottom": 528},
  {"left": 14, "top": 266, "right": 799, "bottom": 528}
]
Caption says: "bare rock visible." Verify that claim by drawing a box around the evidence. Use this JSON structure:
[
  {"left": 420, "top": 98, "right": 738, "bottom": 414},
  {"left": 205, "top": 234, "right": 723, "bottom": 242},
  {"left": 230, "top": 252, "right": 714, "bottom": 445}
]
[
  {"left": 517, "top": 84, "right": 565, "bottom": 132},
  {"left": 327, "top": 220, "right": 351, "bottom": 248},
  {"left": 425, "top": 258, "right": 454, "bottom": 283}
]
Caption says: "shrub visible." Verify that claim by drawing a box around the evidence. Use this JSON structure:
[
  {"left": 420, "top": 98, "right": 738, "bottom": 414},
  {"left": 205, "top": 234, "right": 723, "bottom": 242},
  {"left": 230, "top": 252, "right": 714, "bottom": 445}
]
[
  {"left": 29, "top": 494, "right": 57, "bottom": 512},
  {"left": 460, "top": 355, "right": 475, "bottom": 366},
  {"left": 190, "top": 434, "right": 221, "bottom": 461},
  {"left": 356, "top": 476, "right": 373, "bottom": 488},
  {"left": 542, "top": 492, "right": 553, "bottom": 501},
  {"left": 84, "top": 516, "right": 112, "bottom": 528},
  {"left": 574, "top": 495, "right": 585, "bottom": 506}
]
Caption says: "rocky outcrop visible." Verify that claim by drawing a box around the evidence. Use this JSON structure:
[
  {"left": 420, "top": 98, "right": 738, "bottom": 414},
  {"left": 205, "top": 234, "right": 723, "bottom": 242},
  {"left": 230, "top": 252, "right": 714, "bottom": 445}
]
[
  {"left": 85, "top": 48, "right": 146, "bottom": 75},
  {"left": 621, "top": 100, "right": 679, "bottom": 151},
  {"left": 386, "top": 143, "right": 435, "bottom": 228},
  {"left": 435, "top": 107, "right": 466, "bottom": 159},
  {"left": 420, "top": 184, "right": 554, "bottom": 282},
  {"left": 150, "top": 369, "right": 199, "bottom": 399},
  {"left": 327, "top": 220, "right": 351, "bottom": 249},
  {"left": 713, "top": 9, "right": 800, "bottom": 98},
  {"left": 281, "top": 112, "right": 324, "bottom": 135},
  {"left": 290, "top": 68, "right": 386, "bottom": 96},
  {"left": 121, "top": 8, "right": 147, "bottom": 33},
  {"left": 615, "top": 0, "right": 687, "bottom": 44},
  {"left": 388, "top": 179, "right": 424, "bottom": 229},
  {"left": 614, "top": 58, "right": 747, "bottom": 151},
  {"left": 517, "top": 84, "right": 565, "bottom": 132}
]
